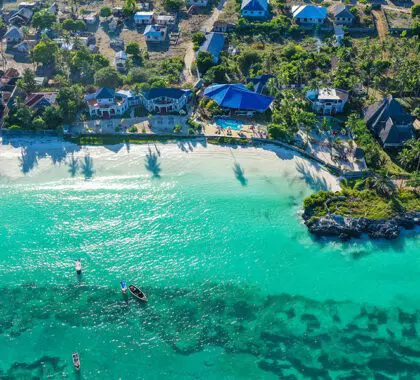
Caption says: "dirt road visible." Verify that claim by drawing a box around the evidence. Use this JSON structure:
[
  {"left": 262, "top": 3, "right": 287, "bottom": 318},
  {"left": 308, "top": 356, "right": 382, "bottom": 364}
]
[{"left": 183, "top": 0, "right": 226, "bottom": 83}]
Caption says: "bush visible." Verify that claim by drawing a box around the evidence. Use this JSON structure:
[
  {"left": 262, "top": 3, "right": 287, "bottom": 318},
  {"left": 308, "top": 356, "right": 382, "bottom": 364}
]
[
  {"left": 173, "top": 124, "right": 182, "bottom": 133},
  {"left": 128, "top": 126, "right": 137, "bottom": 133},
  {"left": 100, "top": 7, "right": 112, "bottom": 17}
]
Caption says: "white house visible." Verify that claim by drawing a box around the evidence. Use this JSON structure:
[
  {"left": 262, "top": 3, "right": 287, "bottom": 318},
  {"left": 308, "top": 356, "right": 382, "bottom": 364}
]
[
  {"left": 306, "top": 88, "right": 349, "bottom": 115},
  {"left": 134, "top": 11, "right": 154, "bottom": 25},
  {"left": 85, "top": 87, "right": 129, "bottom": 118},
  {"left": 143, "top": 25, "right": 167, "bottom": 42},
  {"left": 291, "top": 5, "right": 327, "bottom": 24},
  {"left": 84, "top": 14, "right": 98, "bottom": 24},
  {"left": 155, "top": 15, "right": 176, "bottom": 26},
  {"left": 140, "top": 88, "right": 191, "bottom": 114}
]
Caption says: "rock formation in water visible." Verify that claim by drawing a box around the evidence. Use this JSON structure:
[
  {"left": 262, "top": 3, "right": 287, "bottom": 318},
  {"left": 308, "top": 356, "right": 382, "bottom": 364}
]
[{"left": 303, "top": 211, "right": 420, "bottom": 240}]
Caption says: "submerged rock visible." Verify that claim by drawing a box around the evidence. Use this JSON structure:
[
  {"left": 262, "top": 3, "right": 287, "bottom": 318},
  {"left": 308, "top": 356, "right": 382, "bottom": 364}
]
[{"left": 304, "top": 212, "right": 419, "bottom": 240}]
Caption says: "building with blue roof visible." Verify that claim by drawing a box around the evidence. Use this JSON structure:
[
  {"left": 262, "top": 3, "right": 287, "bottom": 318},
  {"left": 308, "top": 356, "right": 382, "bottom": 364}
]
[
  {"left": 241, "top": 0, "right": 269, "bottom": 18},
  {"left": 144, "top": 24, "right": 167, "bottom": 42},
  {"left": 140, "top": 88, "right": 192, "bottom": 114},
  {"left": 197, "top": 33, "right": 225, "bottom": 63},
  {"left": 291, "top": 5, "right": 327, "bottom": 24},
  {"left": 204, "top": 84, "right": 273, "bottom": 116}
]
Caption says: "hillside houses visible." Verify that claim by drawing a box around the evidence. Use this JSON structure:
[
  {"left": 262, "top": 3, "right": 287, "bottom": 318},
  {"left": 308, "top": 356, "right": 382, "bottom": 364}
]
[
  {"left": 241, "top": 0, "right": 269, "bottom": 19},
  {"left": 331, "top": 5, "right": 355, "bottom": 25},
  {"left": 292, "top": 5, "right": 327, "bottom": 24}
]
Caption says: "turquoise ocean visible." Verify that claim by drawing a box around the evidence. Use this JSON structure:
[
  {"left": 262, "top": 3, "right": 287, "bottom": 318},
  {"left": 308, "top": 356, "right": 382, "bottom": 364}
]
[{"left": 0, "top": 136, "right": 419, "bottom": 379}]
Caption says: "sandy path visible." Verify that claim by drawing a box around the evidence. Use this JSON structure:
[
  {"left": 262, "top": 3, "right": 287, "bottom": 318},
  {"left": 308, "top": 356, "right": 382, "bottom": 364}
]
[{"left": 183, "top": 0, "right": 226, "bottom": 83}]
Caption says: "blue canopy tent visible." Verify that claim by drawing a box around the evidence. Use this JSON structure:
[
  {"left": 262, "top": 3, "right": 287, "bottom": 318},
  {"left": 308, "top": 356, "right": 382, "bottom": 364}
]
[{"left": 204, "top": 84, "right": 273, "bottom": 113}]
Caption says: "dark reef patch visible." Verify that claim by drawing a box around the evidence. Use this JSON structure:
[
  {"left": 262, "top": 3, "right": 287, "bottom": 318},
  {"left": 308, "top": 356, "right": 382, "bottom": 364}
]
[{"left": 2, "top": 283, "right": 420, "bottom": 378}]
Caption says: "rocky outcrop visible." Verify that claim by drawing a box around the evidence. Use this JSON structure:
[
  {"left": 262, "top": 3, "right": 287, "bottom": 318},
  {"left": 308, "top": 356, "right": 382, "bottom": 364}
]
[{"left": 304, "top": 212, "right": 420, "bottom": 240}]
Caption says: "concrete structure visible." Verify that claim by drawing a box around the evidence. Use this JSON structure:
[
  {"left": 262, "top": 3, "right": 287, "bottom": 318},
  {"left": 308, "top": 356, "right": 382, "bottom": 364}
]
[{"left": 155, "top": 15, "right": 176, "bottom": 25}]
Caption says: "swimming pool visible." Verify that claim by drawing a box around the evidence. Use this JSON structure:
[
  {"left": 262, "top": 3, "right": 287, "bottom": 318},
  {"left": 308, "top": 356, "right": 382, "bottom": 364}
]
[{"left": 215, "top": 118, "right": 243, "bottom": 130}]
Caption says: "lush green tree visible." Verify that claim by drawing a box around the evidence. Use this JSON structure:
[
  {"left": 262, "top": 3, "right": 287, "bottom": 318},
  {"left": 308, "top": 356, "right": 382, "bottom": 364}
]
[
  {"left": 203, "top": 65, "right": 227, "bottom": 83},
  {"left": 197, "top": 52, "right": 214, "bottom": 75},
  {"left": 192, "top": 32, "right": 206, "bottom": 50},
  {"left": 411, "top": 4, "right": 420, "bottom": 18},
  {"left": 126, "top": 67, "right": 149, "bottom": 84},
  {"left": 32, "top": 37, "right": 58, "bottom": 65},
  {"left": 124, "top": 0, "right": 137, "bottom": 12},
  {"left": 57, "top": 85, "right": 84, "bottom": 123},
  {"left": 32, "top": 116, "right": 46, "bottom": 130},
  {"left": 364, "top": 174, "right": 396, "bottom": 197},
  {"left": 41, "top": 106, "right": 63, "bottom": 129},
  {"left": 16, "top": 68, "right": 37, "bottom": 94},
  {"left": 0, "top": 18, "right": 7, "bottom": 38},
  {"left": 163, "top": 0, "right": 183, "bottom": 11},
  {"left": 237, "top": 50, "right": 261, "bottom": 76},
  {"left": 32, "top": 10, "right": 56, "bottom": 29},
  {"left": 268, "top": 123, "right": 295, "bottom": 143},
  {"left": 100, "top": 7, "right": 112, "bottom": 17},
  {"left": 126, "top": 42, "right": 140, "bottom": 56},
  {"left": 94, "top": 67, "right": 122, "bottom": 88},
  {"left": 6, "top": 105, "right": 33, "bottom": 129},
  {"left": 398, "top": 138, "right": 420, "bottom": 172}
]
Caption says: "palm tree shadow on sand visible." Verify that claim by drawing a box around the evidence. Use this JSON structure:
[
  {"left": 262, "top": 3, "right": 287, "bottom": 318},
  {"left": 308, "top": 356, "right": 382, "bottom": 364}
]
[
  {"left": 295, "top": 160, "right": 327, "bottom": 192},
  {"left": 145, "top": 147, "right": 161, "bottom": 178},
  {"left": 233, "top": 162, "right": 248, "bottom": 186},
  {"left": 81, "top": 155, "right": 95, "bottom": 180},
  {"left": 67, "top": 154, "right": 79, "bottom": 177}
]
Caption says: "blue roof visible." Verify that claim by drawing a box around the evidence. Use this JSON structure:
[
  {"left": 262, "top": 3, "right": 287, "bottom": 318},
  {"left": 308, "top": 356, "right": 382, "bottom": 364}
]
[
  {"left": 292, "top": 5, "right": 327, "bottom": 19},
  {"left": 241, "top": 0, "right": 268, "bottom": 11},
  {"left": 204, "top": 84, "right": 273, "bottom": 112},
  {"left": 198, "top": 33, "right": 225, "bottom": 63},
  {"left": 143, "top": 88, "right": 191, "bottom": 100},
  {"left": 95, "top": 87, "right": 115, "bottom": 99},
  {"left": 144, "top": 25, "right": 165, "bottom": 37}
]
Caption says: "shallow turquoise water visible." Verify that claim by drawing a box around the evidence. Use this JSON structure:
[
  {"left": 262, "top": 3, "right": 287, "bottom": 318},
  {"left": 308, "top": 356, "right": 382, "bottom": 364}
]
[{"left": 0, "top": 137, "right": 419, "bottom": 379}]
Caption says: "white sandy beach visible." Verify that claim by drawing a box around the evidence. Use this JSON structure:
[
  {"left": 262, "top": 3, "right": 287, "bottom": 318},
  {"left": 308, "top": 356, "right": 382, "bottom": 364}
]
[{"left": 0, "top": 136, "right": 340, "bottom": 192}]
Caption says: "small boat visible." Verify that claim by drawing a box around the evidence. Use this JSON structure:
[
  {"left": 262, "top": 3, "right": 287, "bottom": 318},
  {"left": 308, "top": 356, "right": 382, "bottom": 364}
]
[
  {"left": 72, "top": 352, "right": 80, "bottom": 371},
  {"left": 75, "top": 259, "right": 82, "bottom": 274},
  {"left": 120, "top": 280, "right": 127, "bottom": 294},
  {"left": 129, "top": 285, "right": 148, "bottom": 302}
]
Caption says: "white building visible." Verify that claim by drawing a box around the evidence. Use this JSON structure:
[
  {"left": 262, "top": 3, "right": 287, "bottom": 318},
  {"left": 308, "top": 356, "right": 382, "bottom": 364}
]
[
  {"left": 134, "top": 11, "right": 154, "bottom": 24},
  {"left": 306, "top": 88, "right": 349, "bottom": 115},
  {"left": 140, "top": 88, "right": 191, "bottom": 114},
  {"left": 291, "top": 5, "right": 327, "bottom": 24},
  {"left": 155, "top": 15, "right": 176, "bottom": 26},
  {"left": 85, "top": 87, "right": 129, "bottom": 118}
]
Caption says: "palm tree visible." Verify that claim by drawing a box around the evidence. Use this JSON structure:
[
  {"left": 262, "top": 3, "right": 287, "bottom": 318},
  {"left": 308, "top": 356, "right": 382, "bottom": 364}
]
[{"left": 365, "top": 174, "right": 396, "bottom": 197}]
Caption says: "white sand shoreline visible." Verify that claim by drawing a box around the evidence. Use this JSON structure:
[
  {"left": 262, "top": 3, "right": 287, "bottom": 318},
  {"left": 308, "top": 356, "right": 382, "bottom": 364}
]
[{"left": 0, "top": 136, "right": 341, "bottom": 192}]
